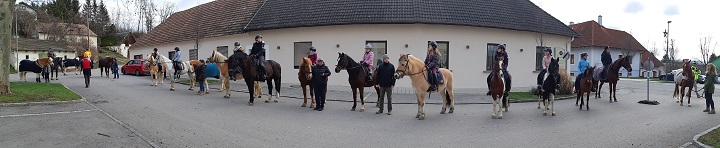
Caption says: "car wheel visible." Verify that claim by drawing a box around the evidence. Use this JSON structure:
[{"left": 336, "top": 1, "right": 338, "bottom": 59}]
[
  {"left": 135, "top": 70, "right": 140, "bottom": 76},
  {"left": 122, "top": 69, "right": 126, "bottom": 75}
]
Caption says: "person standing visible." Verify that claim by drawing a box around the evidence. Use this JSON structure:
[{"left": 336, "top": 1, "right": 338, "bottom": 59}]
[
  {"left": 82, "top": 57, "right": 92, "bottom": 88},
  {"left": 196, "top": 60, "right": 207, "bottom": 96},
  {"left": 692, "top": 65, "right": 702, "bottom": 97},
  {"left": 251, "top": 34, "right": 267, "bottom": 81},
  {"left": 703, "top": 64, "right": 717, "bottom": 114},
  {"left": 307, "top": 47, "right": 318, "bottom": 65},
  {"left": 362, "top": 44, "right": 374, "bottom": 81},
  {"left": 112, "top": 58, "right": 119, "bottom": 79},
  {"left": 375, "top": 54, "right": 395, "bottom": 115},
  {"left": 575, "top": 53, "right": 590, "bottom": 92},
  {"left": 312, "top": 57, "right": 331, "bottom": 111},
  {"left": 600, "top": 46, "right": 612, "bottom": 80},
  {"left": 47, "top": 48, "right": 55, "bottom": 59}
]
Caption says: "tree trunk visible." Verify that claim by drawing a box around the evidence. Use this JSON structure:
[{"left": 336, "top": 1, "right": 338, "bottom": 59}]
[{"left": 0, "top": 0, "right": 17, "bottom": 95}]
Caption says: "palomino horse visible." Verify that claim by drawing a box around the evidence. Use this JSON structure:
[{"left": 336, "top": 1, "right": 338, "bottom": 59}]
[
  {"left": 19, "top": 58, "right": 53, "bottom": 83},
  {"left": 227, "top": 51, "right": 282, "bottom": 105},
  {"left": 538, "top": 58, "right": 560, "bottom": 116},
  {"left": 394, "top": 54, "right": 455, "bottom": 120},
  {"left": 334, "top": 52, "right": 380, "bottom": 112},
  {"left": 170, "top": 60, "right": 196, "bottom": 91},
  {"left": 673, "top": 61, "right": 694, "bottom": 106},
  {"left": 207, "top": 51, "right": 232, "bottom": 98},
  {"left": 298, "top": 57, "right": 315, "bottom": 108},
  {"left": 577, "top": 66, "right": 595, "bottom": 110},
  {"left": 489, "top": 59, "right": 506, "bottom": 119},
  {"left": 98, "top": 57, "right": 115, "bottom": 78},
  {"left": 593, "top": 55, "right": 633, "bottom": 102},
  {"left": 147, "top": 55, "right": 164, "bottom": 86}
]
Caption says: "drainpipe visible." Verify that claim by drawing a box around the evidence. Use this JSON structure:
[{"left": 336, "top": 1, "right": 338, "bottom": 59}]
[{"left": 564, "top": 36, "right": 575, "bottom": 71}]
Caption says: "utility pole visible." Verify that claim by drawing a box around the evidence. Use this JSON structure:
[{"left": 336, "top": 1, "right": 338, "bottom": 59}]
[
  {"left": 14, "top": 5, "right": 18, "bottom": 70},
  {"left": 664, "top": 21, "right": 672, "bottom": 77}
]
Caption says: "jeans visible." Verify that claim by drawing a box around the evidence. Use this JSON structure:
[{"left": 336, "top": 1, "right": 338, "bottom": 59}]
[
  {"left": 575, "top": 73, "right": 584, "bottom": 91},
  {"left": 83, "top": 69, "right": 91, "bottom": 87},
  {"left": 113, "top": 69, "right": 119, "bottom": 78},
  {"left": 199, "top": 80, "right": 206, "bottom": 92},
  {"left": 707, "top": 91, "right": 715, "bottom": 109},
  {"left": 314, "top": 84, "right": 327, "bottom": 108},
  {"left": 537, "top": 69, "right": 547, "bottom": 85},
  {"left": 378, "top": 87, "right": 393, "bottom": 112}
]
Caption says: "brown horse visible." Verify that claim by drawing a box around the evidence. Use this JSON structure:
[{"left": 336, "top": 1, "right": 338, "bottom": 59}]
[
  {"left": 394, "top": 54, "right": 455, "bottom": 120},
  {"left": 334, "top": 52, "right": 380, "bottom": 112},
  {"left": 299, "top": 57, "right": 316, "bottom": 108},
  {"left": 225, "top": 51, "right": 281, "bottom": 105},
  {"left": 146, "top": 55, "right": 163, "bottom": 86},
  {"left": 19, "top": 57, "right": 53, "bottom": 83},
  {"left": 489, "top": 58, "right": 506, "bottom": 119},
  {"left": 98, "top": 57, "right": 115, "bottom": 78},
  {"left": 577, "top": 66, "right": 595, "bottom": 110},
  {"left": 208, "top": 51, "right": 232, "bottom": 98},
  {"left": 673, "top": 61, "right": 694, "bottom": 106},
  {"left": 593, "top": 55, "right": 633, "bottom": 102}
]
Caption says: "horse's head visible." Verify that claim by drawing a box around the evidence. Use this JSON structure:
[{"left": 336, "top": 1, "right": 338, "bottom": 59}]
[
  {"left": 621, "top": 55, "right": 633, "bottom": 72},
  {"left": 394, "top": 54, "right": 411, "bottom": 79},
  {"left": 585, "top": 66, "right": 595, "bottom": 80},
  {"left": 334, "top": 52, "right": 349, "bottom": 73},
  {"left": 208, "top": 50, "right": 225, "bottom": 63},
  {"left": 300, "top": 57, "right": 313, "bottom": 80},
  {"left": 682, "top": 60, "right": 694, "bottom": 79}
]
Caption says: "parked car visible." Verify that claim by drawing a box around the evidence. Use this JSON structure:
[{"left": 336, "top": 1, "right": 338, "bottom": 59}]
[{"left": 122, "top": 59, "right": 150, "bottom": 76}]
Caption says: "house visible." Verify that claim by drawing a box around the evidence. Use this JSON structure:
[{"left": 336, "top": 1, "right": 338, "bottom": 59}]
[
  {"left": 107, "top": 32, "right": 137, "bottom": 58},
  {"left": 569, "top": 18, "right": 663, "bottom": 78},
  {"left": 640, "top": 51, "right": 664, "bottom": 77},
  {"left": 10, "top": 38, "right": 77, "bottom": 70},
  {"left": 130, "top": 0, "right": 579, "bottom": 90},
  {"left": 35, "top": 23, "right": 98, "bottom": 50}
]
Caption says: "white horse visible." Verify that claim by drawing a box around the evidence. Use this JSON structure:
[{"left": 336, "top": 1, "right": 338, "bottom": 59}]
[{"left": 170, "top": 60, "right": 196, "bottom": 91}]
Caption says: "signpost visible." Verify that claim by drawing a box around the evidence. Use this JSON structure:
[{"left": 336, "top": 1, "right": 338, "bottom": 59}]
[{"left": 639, "top": 59, "right": 660, "bottom": 105}]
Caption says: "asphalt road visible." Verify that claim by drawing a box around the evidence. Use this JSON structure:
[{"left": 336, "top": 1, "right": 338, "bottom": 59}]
[{"left": 1, "top": 69, "right": 718, "bottom": 147}]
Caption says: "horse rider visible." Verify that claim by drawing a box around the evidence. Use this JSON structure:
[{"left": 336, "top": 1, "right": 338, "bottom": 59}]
[
  {"left": 47, "top": 48, "right": 56, "bottom": 59},
  {"left": 487, "top": 44, "right": 510, "bottom": 95},
  {"left": 425, "top": 41, "right": 441, "bottom": 92},
  {"left": 234, "top": 42, "right": 244, "bottom": 53},
  {"left": 172, "top": 47, "right": 183, "bottom": 78},
  {"left": 151, "top": 48, "right": 164, "bottom": 77},
  {"left": 693, "top": 65, "right": 702, "bottom": 96},
  {"left": 308, "top": 46, "right": 318, "bottom": 65},
  {"left": 537, "top": 48, "right": 553, "bottom": 88},
  {"left": 575, "top": 53, "right": 590, "bottom": 92},
  {"left": 230, "top": 42, "right": 244, "bottom": 80},
  {"left": 361, "top": 43, "right": 374, "bottom": 82},
  {"left": 600, "top": 46, "right": 612, "bottom": 80},
  {"left": 251, "top": 34, "right": 267, "bottom": 81}
]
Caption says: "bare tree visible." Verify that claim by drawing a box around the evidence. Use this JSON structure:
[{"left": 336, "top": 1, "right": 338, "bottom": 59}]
[
  {"left": 142, "top": 0, "right": 155, "bottom": 33},
  {"left": 193, "top": 6, "right": 203, "bottom": 51},
  {"left": 157, "top": 1, "right": 175, "bottom": 23},
  {"left": 699, "top": 36, "right": 717, "bottom": 64},
  {"left": 1, "top": 0, "right": 17, "bottom": 94},
  {"left": 669, "top": 39, "right": 678, "bottom": 62}
]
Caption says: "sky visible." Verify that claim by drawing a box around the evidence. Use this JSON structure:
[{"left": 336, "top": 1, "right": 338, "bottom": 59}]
[{"left": 95, "top": 0, "right": 719, "bottom": 60}]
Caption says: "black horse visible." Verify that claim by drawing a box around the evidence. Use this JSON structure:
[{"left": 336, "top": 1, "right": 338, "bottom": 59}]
[
  {"left": 63, "top": 58, "right": 82, "bottom": 75},
  {"left": 227, "top": 52, "right": 282, "bottom": 106},
  {"left": 538, "top": 58, "right": 560, "bottom": 116},
  {"left": 49, "top": 57, "right": 64, "bottom": 80}
]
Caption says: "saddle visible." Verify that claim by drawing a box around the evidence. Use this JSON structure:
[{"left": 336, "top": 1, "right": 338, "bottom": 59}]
[
  {"left": 174, "top": 62, "right": 184, "bottom": 71},
  {"left": 426, "top": 71, "right": 444, "bottom": 84}
]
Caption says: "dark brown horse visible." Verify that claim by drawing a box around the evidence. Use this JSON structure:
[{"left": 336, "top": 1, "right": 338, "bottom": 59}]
[
  {"left": 577, "top": 66, "right": 594, "bottom": 110},
  {"left": 334, "top": 52, "right": 380, "bottom": 112},
  {"left": 593, "top": 55, "right": 633, "bottom": 102},
  {"left": 489, "top": 58, "right": 506, "bottom": 119},
  {"left": 673, "top": 60, "right": 694, "bottom": 106},
  {"left": 98, "top": 57, "right": 115, "bottom": 78},
  {"left": 298, "top": 57, "right": 315, "bottom": 108},
  {"left": 227, "top": 52, "right": 282, "bottom": 106}
]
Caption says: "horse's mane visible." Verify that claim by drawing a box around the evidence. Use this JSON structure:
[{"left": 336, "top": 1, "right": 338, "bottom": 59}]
[
  {"left": 301, "top": 57, "right": 312, "bottom": 66},
  {"left": 342, "top": 53, "right": 359, "bottom": 66},
  {"left": 211, "top": 51, "right": 227, "bottom": 62},
  {"left": 156, "top": 54, "right": 171, "bottom": 63}
]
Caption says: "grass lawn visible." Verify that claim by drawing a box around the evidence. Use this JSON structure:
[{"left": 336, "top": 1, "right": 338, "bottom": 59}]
[
  {"left": 95, "top": 48, "right": 130, "bottom": 68},
  {"left": 700, "top": 128, "right": 720, "bottom": 147},
  {"left": 178, "top": 79, "right": 219, "bottom": 85},
  {"left": 10, "top": 65, "right": 17, "bottom": 74},
  {"left": 509, "top": 92, "right": 574, "bottom": 101},
  {"left": 0, "top": 82, "right": 81, "bottom": 103}
]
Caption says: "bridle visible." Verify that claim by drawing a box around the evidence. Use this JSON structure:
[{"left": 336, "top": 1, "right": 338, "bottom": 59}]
[
  {"left": 335, "top": 55, "right": 361, "bottom": 70},
  {"left": 395, "top": 55, "right": 427, "bottom": 77}
]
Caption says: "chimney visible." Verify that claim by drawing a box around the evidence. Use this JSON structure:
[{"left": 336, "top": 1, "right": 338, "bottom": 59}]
[
  {"left": 569, "top": 22, "right": 575, "bottom": 26},
  {"left": 598, "top": 15, "right": 603, "bottom": 26}
]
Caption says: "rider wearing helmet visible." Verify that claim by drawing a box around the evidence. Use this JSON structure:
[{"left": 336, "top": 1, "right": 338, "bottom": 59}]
[
  {"left": 575, "top": 52, "right": 590, "bottom": 92},
  {"left": 425, "top": 41, "right": 441, "bottom": 92},
  {"left": 486, "top": 44, "right": 511, "bottom": 96},
  {"left": 251, "top": 34, "right": 267, "bottom": 81},
  {"left": 600, "top": 46, "right": 612, "bottom": 80},
  {"left": 537, "top": 48, "right": 553, "bottom": 86},
  {"left": 233, "top": 42, "right": 244, "bottom": 53},
  {"left": 308, "top": 46, "right": 318, "bottom": 65},
  {"left": 172, "top": 47, "right": 182, "bottom": 78},
  {"left": 362, "top": 44, "right": 375, "bottom": 82}
]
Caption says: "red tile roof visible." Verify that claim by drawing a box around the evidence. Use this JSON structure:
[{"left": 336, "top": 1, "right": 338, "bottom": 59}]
[
  {"left": 641, "top": 51, "right": 664, "bottom": 67},
  {"left": 570, "top": 20, "right": 663, "bottom": 67}
]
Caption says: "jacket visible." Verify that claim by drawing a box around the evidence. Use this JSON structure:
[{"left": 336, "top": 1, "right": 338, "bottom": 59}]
[
  {"left": 173, "top": 51, "right": 182, "bottom": 62},
  {"left": 47, "top": 51, "right": 55, "bottom": 58},
  {"left": 363, "top": 51, "right": 374, "bottom": 70},
  {"left": 112, "top": 61, "right": 119, "bottom": 70},
  {"left": 376, "top": 62, "right": 396, "bottom": 87},
  {"left": 196, "top": 63, "right": 207, "bottom": 81},
  {"left": 311, "top": 64, "right": 331, "bottom": 85},
  {"left": 84, "top": 51, "right": 92, "bottom": 59},
  {"left": 495, "top": 51, "right": 509, "bottom": 70},
  {"left": 82, "top": 59, "right": 92, "bottom": 69},
  {"left": 693, "top": 68, "right": 701, "bottom": 81},
  {"left": 307, "top": 52, "right": 318, "bottom": 65},
  {"left": 578, "top": 59, "right": 590, "bottom": 75},
  {"left": 251, "top": 41, "right": 265, "bottom": 57},
  {"left": 425, "top": 54, "right": 440, "bottom": 71},
  {"left": 601, "top": 51, "right": 612, "bottom": 66},
  {"left": 705, "top": 73, "right": 716, "bottom": 94}
]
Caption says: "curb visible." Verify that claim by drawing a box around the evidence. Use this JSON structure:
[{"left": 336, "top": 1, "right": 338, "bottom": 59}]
[
  {"left": 693, "top": 123, "right": 720, "bottom": 148},
  {"left": 0, "top": 84, "right": 84, "bottom": 107}
]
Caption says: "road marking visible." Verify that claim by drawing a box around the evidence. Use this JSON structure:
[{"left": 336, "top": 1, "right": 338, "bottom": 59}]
[
  {"left": 82, "top": 99, "right": 160, "bottom": 148},
  {"left": 0, "top": 109, "right": 98, "bottom": 118}
]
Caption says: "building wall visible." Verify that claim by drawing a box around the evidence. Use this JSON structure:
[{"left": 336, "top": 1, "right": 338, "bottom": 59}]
[
  {"left": 569, "top": 47, "right": 641, "bottom": 77},
  {"left": 38, "top": 33, "right": 98, "bottom": 49},
  {"left": 108, "top": 44, "right": 130, "bottom": 58},
  {"left": 131, "top": 24, "right": 572, "bottom": 90},
  {"left": 11, "top": 50, "right": 76, "bottom": 70}
]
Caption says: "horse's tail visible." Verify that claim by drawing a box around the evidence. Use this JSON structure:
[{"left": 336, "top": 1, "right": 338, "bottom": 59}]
[{"left": 445, "top": 89, "right": 451, "bottom": 103}]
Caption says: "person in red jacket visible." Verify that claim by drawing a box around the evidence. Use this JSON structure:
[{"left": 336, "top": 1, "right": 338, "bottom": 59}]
[{"left": 82, "top": 57, "right": 92, "bottom": 88}]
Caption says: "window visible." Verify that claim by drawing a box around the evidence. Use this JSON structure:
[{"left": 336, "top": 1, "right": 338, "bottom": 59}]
[
  {"left": 366, "top": 41, "right": 387, "bottom": 67},
  {"left": 535, "top": 47, "right": 547, "bottom": 70},
  {"left": 570, "top": 54, "right": 575, "bottom": 64},
  {"left": 570, "top": 73, "right": 575, "bottom": 76},
  {"left": 436, "top": 41, "right": 449, "bottom": 68},
  {"left": 217, "top": 46, "right": 229, "bottom": 57},
  {"left": 168, "top": 51, "right": 175, "bottom": 60},
  {"left": 628, "top": 72, "right": 632, "bottom": 77},
  {"left": 125, "top": 61, "right": 132, "bottom": 65},
  {"left": 486, "top": 44, "right": 499, "bottom": 70},
  {"left": 189, "top": 49, "right": 198, "bottom": 60},
  {"left": 294, "top": 42, "right": 312, "bottom": 69},
  {"left": 133, "top": 54, "right": 143, "bottom": 59}
]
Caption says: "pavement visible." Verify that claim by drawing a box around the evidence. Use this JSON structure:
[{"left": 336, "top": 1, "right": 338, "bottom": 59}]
[{"left": 1, "top": 69, "right": 719, "bottom": 147}]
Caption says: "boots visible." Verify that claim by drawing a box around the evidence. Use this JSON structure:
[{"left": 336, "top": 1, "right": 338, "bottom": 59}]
[
  {"left": 703, "top": 108, "right": 710, "bottom": 112},
  {"left": 427, "top": 85, "right": 437, "bottom": 92},
  {"left": 710, "top": 109, "right": 716, "bottom": 114}
]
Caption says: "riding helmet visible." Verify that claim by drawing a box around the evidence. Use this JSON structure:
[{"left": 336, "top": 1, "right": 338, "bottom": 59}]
[
  {"left": 309, "top": 46, "right": 317, "bottom": 51},
  {"left": 48, "top": 48, "right": 53, "bottom": 51},
  {"left": 498, "top": 44, "right": 506, "bottom": 50},
  {"left": 255, "top": 34, "right": 262, "bottom": 39},
  {"left": 581, "top": 52, "right": 588, "bottom": 57},
  {"left": 545, "top": 48, "right": 552, "bottom": 52},
  {"left": 365, "top": 44, "right": 372, "bottom": 49},
  {"left": 604, "top": 46, "right": 609, "bottom": 50},
  {"left": 174, "top": 47, "right": 180, "bottom": 51},
  {"left": 428, "top": 41, "right": 438, "bottom": 48},
  {"left": 234, "top": 42, "right": 241, "bottom": 46},
  {"left": 153, "top": 48, "right": 158, "bottom": 51}
]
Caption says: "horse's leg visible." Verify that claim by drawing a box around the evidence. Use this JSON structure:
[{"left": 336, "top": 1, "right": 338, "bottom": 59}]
[
  {"left": 596, "top": 82, "right": 603, "bottom": 99},
  {"left": 274, "top": 78, "right": 281, "bottom": 102},
  {"left": 687, "top": 84, "right": 693, "bottom": 107},
  {"left": 551, "top": 93, "right": 556, "bottom": 116},
  {"left": 359, "top": 87, "right": 365, "bottom": 112},
  {"left": 415, "top": 93, "right": 423, "bottom": 119},
  {"left": 543, "top": 95, "right": 549, "bottom": 116},
  {"left": 674, "top": 84, "right": 680, "bottom": 103},
  {"left": 612, "top": 82, "right": 618, "bottom": 102},
  {"left": 351, "top": 88, "right": 358, "bottom": 111},
  {"left": 225, "top": 78, "right": 231, "bottom": 98},
  {"left": 440, "top": 90, "right": 448, "bottom": 114},
  {"left": 576, "top": 91, "right": 581, "bottom": 106},
  {"left": 188, "top": 73, "right": 195, "bottom": 90},
  {"left": 310, "top": 85, "right": 315, "bottom": 108},
  {"left": 418, "top": 92, "right": 426, "bottom": 120},
  {"left": 586, "top": 91, "right": 590, "bottom": 110},
  {"left": 301, "top": 85, "right": 308, "bottom": 107},
  {"left": 170, "top": 74, "right": 176, "bottom": 91},
  {"left": 448, "top": 89, "right": 455, "bottom": 113},
  {"left": 538, "top": 91, "right": 542, "bottom": 109},
  {"left": 246, "top": 80, "right": 254, "bottom": 105},
  {"left": 492, "top": 96, "right": 497, "bottom": 119},
  {"left": 375, "top": 86, "right": 381, "bottom": 108},
  {"left": 498, "top": 95, "right": 504, "bottom": 119},
  {"left": 680, "top": 85, "right": 686, "bottom": 106}
]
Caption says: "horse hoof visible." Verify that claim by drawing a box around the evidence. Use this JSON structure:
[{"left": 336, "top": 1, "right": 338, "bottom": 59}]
[
  {"left": 537, "top": 106, "right": 541, "bottom": 109},
  {"left": 449, "top": 108, "right": 454, "bottom": 113},
  {"left": 170, "top": 89, "right": 175, "bottom": 91},
  {"left": 552, "top": 113, "right": 556, "bottom": 116},
  {"left": 248, "top": 102, "right": 254, "bottom": 106},
  {"left": 440, "top": 111, "right": 446, "bottom": 114},
  {"left": 265, "top": 100, "right": 270, "bottom": 103},
  {"left": 688, "top": 104, "right": 692, "bottom": 107},
  {"left": 310, "top": 105, "right": 315, "bottom": 108},
  {"left": 543, "top": 113, "right": 547, "bottom": 116},
  {"left": 614, "top": 100, "right": 618, "bottom": 102},
  {"left": 418, "top": 116, "right": 425, "bottom": 120},
  {"left": 492, "top": 115, "right": 497, "bottom": 119},
  {"left": 609, "top": 100, "right": 612, "bottom": 103},
  {"left": 224, "top": 95, "right": 230, "bottom": 98},
  {"left": 416, "top": 114, "right": 420, "bottom": 118},
  {"left": 498, "top": 115, "right": 503, "bottom": 119},
  {"left": 351, "top": 108, "right": 356, "bottom": 111},
  {"left": 301, "top": 104, "right": 307, "bottom": 107},
  {"left": 680, "top": 104, "right": 684, "bottom": 106},
  {"left": 359, "top": 109, "right": 365, "bottom": 112},
  {"left": 273, "top": 100, "right": 279, "bottom": 103}
]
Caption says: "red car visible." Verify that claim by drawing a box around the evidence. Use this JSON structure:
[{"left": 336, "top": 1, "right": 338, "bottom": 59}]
[{"left": 122, "top": 59, "right": 150, "bottom": 76}]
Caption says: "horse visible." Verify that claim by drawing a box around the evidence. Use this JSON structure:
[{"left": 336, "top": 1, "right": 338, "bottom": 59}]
[
  {"left": 49, "top": 57, "right": 63, "bottom": 80},
  {"left": 537, "top": 58, "right": 560, "bottom": 116},
  {"left": 62, "top": 58, "right": 81, "bottom": 75},
  {"left": 208, "top": 51, "right": 233, "bottom": 98},
  {"left": 19, "top": 58, "right": 53, "bottom": 83},
  {"left": 593, "top": 55, "right": 633, "bottom": 102},
  {"left": 98, "top": 57, "right": 115, "bottom": 78},
  {"left": 146, "top": 55, "right": 164, "bottom": 86},
  {"left": 577, "top": 66, "right": 595, "bottom": 110},
  {"left": 170, "top": 60, "right": 196, "bottom": 91},
  {"left": 334, "top": 52, "right": 380, "bottom": 112},
  {"left": 298, "top": 57, "right": 315, "bottom": 108},
  {"left": 394, "top": 54, "right": 455, "bottom": 120},
  {"left": 489, "top": 59, "right": 506, "bottom": 119},
  {"left": 227, "top": 51, "right": 281, "bottom": 105},
  {"left": 673, "top": 60, "right": 695, "bottom": 106}
]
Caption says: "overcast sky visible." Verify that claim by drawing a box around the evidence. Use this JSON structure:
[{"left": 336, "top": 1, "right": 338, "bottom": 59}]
[{"left": 101, "top": 0, "right": 719, "bottom": 60}]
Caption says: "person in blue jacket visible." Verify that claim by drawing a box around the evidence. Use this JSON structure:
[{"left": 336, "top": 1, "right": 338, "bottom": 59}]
[{"left": 575, "top": 53, "right": 590, "bottom": 92}]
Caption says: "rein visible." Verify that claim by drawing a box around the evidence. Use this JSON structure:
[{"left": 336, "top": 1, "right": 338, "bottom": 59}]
[
  {"left": 396, "top": 55, "right": 428, "bottom": 76},
  {"left": 336, "top": 56, "right": 362, "bottom": 70}
]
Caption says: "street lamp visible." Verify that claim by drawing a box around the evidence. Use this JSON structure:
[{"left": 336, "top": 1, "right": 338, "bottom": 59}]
[{"left": 664, "top": 21, "right": 672, "bottom": 77}]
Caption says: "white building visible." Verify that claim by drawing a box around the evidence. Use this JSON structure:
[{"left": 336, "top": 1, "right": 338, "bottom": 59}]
[
  {"left": 36, "top": 23, "right": 98, "bottom": 50},
  {"left": 11, "top": 38, "right": 77, "bottom": 70},
  {"left": 130, "top": 0, "right": 580, "bottom": 91}
]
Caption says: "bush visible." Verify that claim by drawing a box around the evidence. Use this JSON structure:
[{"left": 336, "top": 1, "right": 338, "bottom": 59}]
[{"left": 558, "top": 68, "right": 574, "bottom": 95}]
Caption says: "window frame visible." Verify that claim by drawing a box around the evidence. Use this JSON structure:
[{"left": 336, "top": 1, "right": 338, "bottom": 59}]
[
  {"left": 216, "top": 46, "right": 229, "bottom": 57},
  {"left": 133, "top": 54, "right": 143, "bottom": 59},
  {"left": 366, "top": 41, "right": 388, "bottom": 67},
  {"left": 486, "top": 43, "right": 500, "bottom": 70},
  {"left": 168, "top": 51, "right": 176, "bottom": 60},
  {"left": 189, "top": 49, "right": 198, "bottom": 60},
  {"left": 535, "top": 46, "right": 548, "bottom": 71},
  {"left": 436, "top": 41, "right": 450, "bottom": 68},
  {"left": 293, "top": 42, "right": 313, "bottom": 69},
  {"left": 570, "top": 54, "right": 575, "bottom": 64}
]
